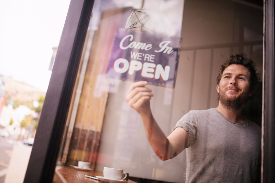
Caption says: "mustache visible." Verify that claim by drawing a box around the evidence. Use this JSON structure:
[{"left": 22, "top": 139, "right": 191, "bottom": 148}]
[{"left": 227, "top": 86, "right": 240, "bottom": 91}]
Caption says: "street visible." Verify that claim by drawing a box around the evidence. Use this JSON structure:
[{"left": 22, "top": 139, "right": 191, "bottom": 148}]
[{"left": 0, "top": 137, "right": 14, "bottom": 183}]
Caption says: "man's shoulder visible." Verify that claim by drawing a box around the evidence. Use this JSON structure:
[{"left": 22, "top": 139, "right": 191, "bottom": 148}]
[
  {"left": 188, "top": 108, "right": 216, "bottom": 116},
  {"left": 179, "top": 108, "right": 221, "bottom": 125},
  {"left": 246, "top": 118, "right": 261, "bottom": 131}
]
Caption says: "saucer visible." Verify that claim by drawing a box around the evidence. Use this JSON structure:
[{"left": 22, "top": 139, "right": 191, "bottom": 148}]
[
  {"left": 96, "top": 176, "right": 127, "bottom": 182},
  {"left": 71, "top": 165, "right": 93, "bottom": 171}
]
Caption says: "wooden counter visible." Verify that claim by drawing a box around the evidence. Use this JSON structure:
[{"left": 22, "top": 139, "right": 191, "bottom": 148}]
[{"left": 53, "top": 166, "right": 136, "bottom": 183}]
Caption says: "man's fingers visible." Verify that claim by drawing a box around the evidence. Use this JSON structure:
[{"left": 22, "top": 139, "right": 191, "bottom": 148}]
[
  {"left": 127, "top": 81, "right": 148, "bottom": 95},
  {"left": 132, "top": 96, "right": 151, "bottom": 109},
  {"left": 128, "top": 92, "right": 153, "bottom": 107},
  {"left": 126, "top": 81, "right": 153, "bottom": 113},
  {"left": 126, "top": 87, "right": 152, "bottom": 102}
]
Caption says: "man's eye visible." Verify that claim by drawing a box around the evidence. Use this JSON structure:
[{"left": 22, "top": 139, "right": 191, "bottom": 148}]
[
  {"left": 224, "top": 76, "right": 230, "bottom": 78},
  {"left": 239, "top": 77, "right": 245, "bottom": 80}
]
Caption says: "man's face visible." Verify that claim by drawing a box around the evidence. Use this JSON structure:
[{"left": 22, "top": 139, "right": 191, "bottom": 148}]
[{"left": 217, "top": 64, "right": 253, "bottom": 110}]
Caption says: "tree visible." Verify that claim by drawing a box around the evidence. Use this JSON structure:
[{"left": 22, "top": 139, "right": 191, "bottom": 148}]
[
  {"left": 19, "top": 114, "right": 35, "bottom": 140},
  {"left": 20, "top": 120, "right": 28, "bottom": 128},
  {"left": 34, "top": 95, "right": 45, "bottom": 113},
  {"left": 9, "top": 118, "right": 14, "bottom": 125},
  {"left": 13, "top": 100, "right": 33, "bottom": 109},
  {"left": 20, "top": 114, "right": 33, "bottom": 128},
  {"left": 33, "top": 120, "right": 39, "bottom": 130}
]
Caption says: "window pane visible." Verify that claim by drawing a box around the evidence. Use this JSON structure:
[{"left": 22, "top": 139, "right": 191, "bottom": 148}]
[{"left": 53, "top": 0, "right": 263, "bottom": 182}]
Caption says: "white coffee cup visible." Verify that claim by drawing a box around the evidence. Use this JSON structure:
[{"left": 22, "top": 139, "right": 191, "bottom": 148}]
[
  {"left": 103, "top": 167, "right": 128, "bottom": 180},
  {"left": 78, "top": 161, "right": 90, "bottom": 169}
]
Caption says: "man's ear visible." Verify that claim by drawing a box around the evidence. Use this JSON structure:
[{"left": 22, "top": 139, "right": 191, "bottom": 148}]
[{"left": 216, "top": 85, "right": 220, "bottom": 94}]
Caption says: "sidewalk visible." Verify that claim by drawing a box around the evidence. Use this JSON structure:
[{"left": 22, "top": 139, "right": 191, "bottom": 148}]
[{"left": 4, "top": 143, "right": 32, "bottom": 183}]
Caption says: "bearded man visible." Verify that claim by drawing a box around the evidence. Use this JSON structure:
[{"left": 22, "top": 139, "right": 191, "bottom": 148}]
[{"left": 126, "top": 53, "right": 261, "bottom": 183}]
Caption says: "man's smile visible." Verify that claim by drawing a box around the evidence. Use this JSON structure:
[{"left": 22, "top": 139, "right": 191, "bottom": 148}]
[{"left": 227, "top": 87, "right": 239, "bottom": 92}]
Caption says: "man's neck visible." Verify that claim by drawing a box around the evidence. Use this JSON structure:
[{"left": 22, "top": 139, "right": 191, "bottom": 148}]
[{"left": 216, "top": 102, "right": 245, "bottom": 123}]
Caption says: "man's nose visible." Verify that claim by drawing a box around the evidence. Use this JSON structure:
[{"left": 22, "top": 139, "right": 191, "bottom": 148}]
[{"left": 230, "top": 77, "right": 237, "bottom": 85}]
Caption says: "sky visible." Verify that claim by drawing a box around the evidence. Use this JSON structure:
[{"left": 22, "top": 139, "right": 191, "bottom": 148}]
[{"left": 0, "top": 0, "right": 71, "bottom": 92}]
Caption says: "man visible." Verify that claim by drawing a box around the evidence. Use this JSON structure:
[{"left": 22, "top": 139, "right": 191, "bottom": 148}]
[{"left": 126, "top": 54, "right": 261, "bottom": 182}]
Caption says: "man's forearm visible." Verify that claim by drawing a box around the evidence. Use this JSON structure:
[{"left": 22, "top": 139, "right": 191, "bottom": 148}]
[
  {"left": 140, "top": 111, "right": 176, "bottom": 161},
  {"left": 126, "top": 81, "right": 185, "bottom": 160}
]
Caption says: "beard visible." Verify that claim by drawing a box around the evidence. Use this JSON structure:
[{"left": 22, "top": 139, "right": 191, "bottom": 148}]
[{"left": 218, "top": 86, "right": 250, "bottom": 111}]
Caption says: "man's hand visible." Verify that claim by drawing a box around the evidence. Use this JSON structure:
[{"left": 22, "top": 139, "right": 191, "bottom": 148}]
[{"left": 126, "top": 81, "right": 154, "bottom": 116}]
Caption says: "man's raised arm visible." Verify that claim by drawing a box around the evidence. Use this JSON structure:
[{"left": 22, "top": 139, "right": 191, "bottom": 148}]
[{"left": 126, "top": 81, "right": 189, "bottom": 160}]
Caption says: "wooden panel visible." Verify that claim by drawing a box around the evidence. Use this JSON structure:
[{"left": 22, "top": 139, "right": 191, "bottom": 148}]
[
  {"left": 191, "top": 49, "right": 212, "bottom": 110},
  {"left": 74, "top": 8, "right": 133, "bottom": 131}
]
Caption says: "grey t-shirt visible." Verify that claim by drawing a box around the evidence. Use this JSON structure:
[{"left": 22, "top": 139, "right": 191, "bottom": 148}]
[{"left": 174, "top": 108, "right": 261, "bottom": 183}]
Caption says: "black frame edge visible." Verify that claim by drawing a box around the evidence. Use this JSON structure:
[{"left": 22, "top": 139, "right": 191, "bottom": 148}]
[
  {"left": 263, "top": 0, "right": 275, "bottom": 182},
  {"left": 23, "top": 0, "right": 94, "bottom": 182}
]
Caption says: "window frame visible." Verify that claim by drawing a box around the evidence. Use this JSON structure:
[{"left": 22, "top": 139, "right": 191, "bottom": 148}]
[
  {"left": 23, "top": 0, "right": 94, "bottom": 182},
  {"left": 263, "top": 0, "right": 275, "bottom": 182},
  {"left": 24, "top": 0, "right": 274, "bottom": 182}
]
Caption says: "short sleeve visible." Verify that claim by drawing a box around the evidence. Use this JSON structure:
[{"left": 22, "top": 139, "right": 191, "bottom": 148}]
[{"left": 173, "top": 110, "right": 198, "bottom": 147}]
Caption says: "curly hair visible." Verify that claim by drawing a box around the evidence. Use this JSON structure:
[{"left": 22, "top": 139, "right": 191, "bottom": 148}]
[{"left": 217, "top": 53, "right": 260, "bottom": 93}]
